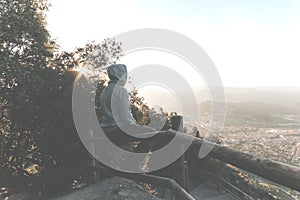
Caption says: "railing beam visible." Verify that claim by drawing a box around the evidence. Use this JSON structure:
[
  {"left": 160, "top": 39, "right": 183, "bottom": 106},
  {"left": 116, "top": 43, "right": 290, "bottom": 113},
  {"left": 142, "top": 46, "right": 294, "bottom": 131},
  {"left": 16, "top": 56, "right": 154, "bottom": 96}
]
[{"left": 157, "top": 130, "right": 300, "bottom": 192}]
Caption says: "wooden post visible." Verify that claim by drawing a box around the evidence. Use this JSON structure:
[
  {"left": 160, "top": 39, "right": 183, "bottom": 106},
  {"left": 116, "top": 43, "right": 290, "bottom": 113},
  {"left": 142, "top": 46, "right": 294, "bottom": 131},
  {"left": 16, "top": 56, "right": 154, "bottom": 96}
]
[
  {"left": 184, "top": 160, "right": 189, "bottom": 192},
  {"left": 172, "top": 145, "right": 186, "bottom": 188},
  {"left": 168, "top": 116, "right": 187, "bottom": 189},
  {"left": 89, "top": 130, "right": 99, "bottom": 183},
  {"left": 171, "top": 116, "right": 189, "bottom": 191}
]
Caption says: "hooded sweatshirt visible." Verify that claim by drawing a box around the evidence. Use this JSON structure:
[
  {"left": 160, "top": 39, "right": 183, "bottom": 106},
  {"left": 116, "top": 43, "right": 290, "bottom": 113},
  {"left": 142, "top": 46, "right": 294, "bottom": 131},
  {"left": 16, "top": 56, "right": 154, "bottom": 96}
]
[{"left": 100, "top": 64, "right": 136, "bottom": 133}]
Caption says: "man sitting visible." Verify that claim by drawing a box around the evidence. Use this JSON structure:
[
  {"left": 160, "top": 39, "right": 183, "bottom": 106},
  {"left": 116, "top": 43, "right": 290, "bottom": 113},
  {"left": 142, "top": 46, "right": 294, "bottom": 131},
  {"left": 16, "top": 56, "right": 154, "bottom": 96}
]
[{"left": 100, "top": 64, "right": 157, "bottom": 151}]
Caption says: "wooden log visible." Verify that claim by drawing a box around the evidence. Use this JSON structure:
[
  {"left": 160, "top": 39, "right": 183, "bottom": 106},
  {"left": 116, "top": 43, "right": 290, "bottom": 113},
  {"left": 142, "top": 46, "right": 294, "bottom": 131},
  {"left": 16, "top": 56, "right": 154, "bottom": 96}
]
[
  {"left": 144, "top": 130, "right": 300, "bottom": 192},
  {"left": 208, "top": 142, "right": 300, "bottom": 192}
]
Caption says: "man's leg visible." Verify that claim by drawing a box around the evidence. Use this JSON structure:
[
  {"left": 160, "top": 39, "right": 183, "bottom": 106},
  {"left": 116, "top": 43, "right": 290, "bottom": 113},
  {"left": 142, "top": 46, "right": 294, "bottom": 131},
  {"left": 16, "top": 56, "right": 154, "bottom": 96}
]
[{"left": 105, "top": 127, "right": 137, "bottom": 148}]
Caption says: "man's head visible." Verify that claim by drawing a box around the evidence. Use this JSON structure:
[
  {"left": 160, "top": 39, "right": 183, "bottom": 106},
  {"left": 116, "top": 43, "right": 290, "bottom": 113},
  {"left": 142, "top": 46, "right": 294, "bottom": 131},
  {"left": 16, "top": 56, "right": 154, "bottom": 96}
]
[{"left": 107, "top": 64, "right": 127, "bottom": 85}]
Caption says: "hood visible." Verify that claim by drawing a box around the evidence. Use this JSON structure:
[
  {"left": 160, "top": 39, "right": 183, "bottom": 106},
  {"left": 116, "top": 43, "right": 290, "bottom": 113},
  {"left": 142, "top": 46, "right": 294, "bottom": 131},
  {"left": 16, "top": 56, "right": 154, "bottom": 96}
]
[{"left": 107, "top": 64, "right": 127, "bottom": 85}]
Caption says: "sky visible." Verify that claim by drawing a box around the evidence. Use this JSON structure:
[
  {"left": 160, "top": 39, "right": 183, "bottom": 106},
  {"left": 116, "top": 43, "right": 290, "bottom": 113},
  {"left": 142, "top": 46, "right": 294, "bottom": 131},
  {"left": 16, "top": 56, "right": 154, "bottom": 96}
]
[{"left": 46, "top": 0, "right": 300, "bottom": 88}]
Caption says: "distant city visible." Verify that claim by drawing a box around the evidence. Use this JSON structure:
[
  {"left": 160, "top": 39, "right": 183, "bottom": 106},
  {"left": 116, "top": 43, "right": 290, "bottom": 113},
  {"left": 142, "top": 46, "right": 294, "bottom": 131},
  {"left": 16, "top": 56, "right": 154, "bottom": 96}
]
[{"left": 144, "top": 87, "right": 300, "bottom": 167}]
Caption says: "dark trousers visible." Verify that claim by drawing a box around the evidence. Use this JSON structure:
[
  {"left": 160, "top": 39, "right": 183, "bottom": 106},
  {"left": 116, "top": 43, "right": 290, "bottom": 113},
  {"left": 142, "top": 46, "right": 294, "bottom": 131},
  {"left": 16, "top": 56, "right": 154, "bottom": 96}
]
[{"left": 104, "top": 126, "right": 176, "bottom": 153}]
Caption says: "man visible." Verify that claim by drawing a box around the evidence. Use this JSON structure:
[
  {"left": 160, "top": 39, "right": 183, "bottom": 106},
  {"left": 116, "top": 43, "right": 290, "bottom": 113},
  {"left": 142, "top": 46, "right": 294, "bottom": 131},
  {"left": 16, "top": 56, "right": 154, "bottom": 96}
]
[{"left": 100, "top": 64, "right": 156, "bottom": 150}]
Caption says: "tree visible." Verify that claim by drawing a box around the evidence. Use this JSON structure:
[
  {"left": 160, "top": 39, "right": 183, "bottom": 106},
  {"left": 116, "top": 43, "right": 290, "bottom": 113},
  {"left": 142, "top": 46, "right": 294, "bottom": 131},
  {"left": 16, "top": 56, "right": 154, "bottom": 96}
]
[
  {"left": 0, "top": 0, "right": 55, "bottom": 180},
  {"left": 1, "top": 36, "right": 122, "bottom": 196},
  {"left": 0, "top": 0, "right": 54, "bottom": 85}
]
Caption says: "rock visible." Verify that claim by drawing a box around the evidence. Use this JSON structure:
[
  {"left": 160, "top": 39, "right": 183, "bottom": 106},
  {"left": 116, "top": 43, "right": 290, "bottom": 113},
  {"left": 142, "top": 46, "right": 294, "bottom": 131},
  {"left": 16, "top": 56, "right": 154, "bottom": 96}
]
[{"left": 51, "top": 177, "right": 161, "bottom": 200}]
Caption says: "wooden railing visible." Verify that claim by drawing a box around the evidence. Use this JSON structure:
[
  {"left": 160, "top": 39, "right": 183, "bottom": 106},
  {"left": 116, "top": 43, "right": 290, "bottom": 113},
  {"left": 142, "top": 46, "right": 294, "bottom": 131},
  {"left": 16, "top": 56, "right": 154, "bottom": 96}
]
[
  {"left": 156, "top": 130, "right": 300, "bottom": 192},
  {"left": 51, "top": 125, "right": 300, "bottom": 199}
]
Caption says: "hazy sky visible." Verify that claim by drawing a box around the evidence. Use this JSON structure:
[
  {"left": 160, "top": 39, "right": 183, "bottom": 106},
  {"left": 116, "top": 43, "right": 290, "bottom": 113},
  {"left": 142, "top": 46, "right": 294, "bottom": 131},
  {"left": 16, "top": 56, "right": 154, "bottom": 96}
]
[{"left": 47, "top": 0, "right": 300, "bottom": 87}]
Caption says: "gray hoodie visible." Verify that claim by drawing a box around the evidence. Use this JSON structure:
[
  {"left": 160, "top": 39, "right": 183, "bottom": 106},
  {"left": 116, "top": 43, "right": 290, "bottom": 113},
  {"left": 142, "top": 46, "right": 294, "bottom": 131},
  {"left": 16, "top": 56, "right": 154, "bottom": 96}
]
[{"left": 100, "top": 64, "right": 136, "bottom": 133}]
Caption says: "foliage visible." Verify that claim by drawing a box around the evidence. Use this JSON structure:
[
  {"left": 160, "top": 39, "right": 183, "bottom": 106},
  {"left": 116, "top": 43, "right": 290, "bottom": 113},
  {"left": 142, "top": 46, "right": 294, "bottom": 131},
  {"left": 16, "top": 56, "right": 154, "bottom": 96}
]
[
  {"left": 0, "top": 0, "right": 54, "bottom": 180},
  {"left": 129, "top": 89, "right": 151, "bottom": 125},
  {"left": 0, "top": 0, "right": 54, "bottom": 87}
]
